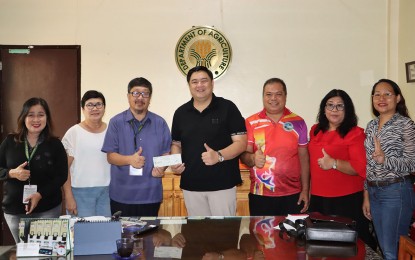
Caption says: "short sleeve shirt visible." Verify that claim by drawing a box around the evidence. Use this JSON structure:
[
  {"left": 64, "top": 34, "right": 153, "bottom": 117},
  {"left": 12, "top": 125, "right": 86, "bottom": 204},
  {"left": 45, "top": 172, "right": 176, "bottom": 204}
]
[
  {"left": 171, "top": 94, "right": 246, "bottom": 191},
  {"left": 102, "top": 109, "right": 171, "bottom": 204},
  {"left": 245, "top": 108, "right": 308, "bottom": 196},
  {"left": 62, "top": 124, "right": 110, "bottom": 187}
]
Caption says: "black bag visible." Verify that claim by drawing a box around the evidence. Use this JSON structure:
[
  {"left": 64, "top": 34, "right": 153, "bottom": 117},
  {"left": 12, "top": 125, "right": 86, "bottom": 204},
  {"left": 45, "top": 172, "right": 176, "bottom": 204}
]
[
  {"left": 306, "top": 241, "right": 357, "bottom": 257},
  {"left": 305, "top": 212, "right": 357, "bottom": 243}
]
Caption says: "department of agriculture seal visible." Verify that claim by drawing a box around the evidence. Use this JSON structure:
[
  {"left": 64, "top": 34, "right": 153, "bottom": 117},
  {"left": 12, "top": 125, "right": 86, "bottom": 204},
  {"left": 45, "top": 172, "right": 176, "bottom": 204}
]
[{"left": 175, "top": 26, "right": 232, "bottom": 79}]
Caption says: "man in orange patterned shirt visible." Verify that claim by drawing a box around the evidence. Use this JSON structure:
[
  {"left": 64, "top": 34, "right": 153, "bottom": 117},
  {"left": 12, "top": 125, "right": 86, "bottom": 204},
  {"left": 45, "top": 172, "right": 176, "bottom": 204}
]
[{"left": 240, "top": 78, "right": 310, "bottom": 215}]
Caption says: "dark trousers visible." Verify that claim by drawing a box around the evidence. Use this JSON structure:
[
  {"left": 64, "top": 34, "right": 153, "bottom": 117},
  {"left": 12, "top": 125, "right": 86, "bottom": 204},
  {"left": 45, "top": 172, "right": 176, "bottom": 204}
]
[
  {"left": 249, "top": 192, "right": 304, "bottom": 216},
  {"left": 110, "top": 199, "right": 161, "bottom": 217},
  {"left": 309, "top": 191, "right": 378, "bottom": 250}
]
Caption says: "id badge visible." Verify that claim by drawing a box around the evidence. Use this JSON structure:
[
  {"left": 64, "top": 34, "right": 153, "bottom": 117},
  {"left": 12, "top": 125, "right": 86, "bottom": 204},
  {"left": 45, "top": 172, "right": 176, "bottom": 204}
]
[
  {"left": 129, "top": 166, "right": 143, "bottom": 176},
  {"left": 23, "top": 185, "right": 37, "bottom": 204}
]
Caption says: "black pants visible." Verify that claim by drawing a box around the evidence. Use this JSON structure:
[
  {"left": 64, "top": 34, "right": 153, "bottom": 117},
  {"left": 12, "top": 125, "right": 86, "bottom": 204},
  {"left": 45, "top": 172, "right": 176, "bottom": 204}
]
[
  {"left": 249, "top": 192, "right": 304, "bottom": 216},
  {"left": 309, "top": 191, "right": 378, "bottom": 250},
  {"left": 110, "top": 199, "right": 161, "bottom": 217}
]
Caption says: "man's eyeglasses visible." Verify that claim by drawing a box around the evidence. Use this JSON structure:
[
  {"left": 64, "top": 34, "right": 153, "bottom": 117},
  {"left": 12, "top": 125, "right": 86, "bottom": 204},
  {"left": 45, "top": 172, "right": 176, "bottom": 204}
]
[
  {"left": 372, "top": 93, "right": 395, "bottom": 99},
  {"left": 325, "top": 103, "right": 345, "bottom": 111},
  {"left": 129, "top": 91, "right": 151, "bottom": 98},
  {"left": 85, "top": 102, "right": 104, "bottom": 110}
]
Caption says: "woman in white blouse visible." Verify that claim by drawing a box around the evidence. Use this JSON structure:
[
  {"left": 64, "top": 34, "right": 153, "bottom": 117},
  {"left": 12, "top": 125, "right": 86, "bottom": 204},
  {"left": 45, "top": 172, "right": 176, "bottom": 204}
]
[{"left": 62, "top": 90, "right": 111, "bottom": 217}]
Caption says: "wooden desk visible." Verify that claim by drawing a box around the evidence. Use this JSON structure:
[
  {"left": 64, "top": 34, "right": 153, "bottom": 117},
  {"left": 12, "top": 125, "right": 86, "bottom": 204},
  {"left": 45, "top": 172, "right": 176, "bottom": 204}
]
[{"left": 0, "top": 216, "right": 382, "bottom": 259}]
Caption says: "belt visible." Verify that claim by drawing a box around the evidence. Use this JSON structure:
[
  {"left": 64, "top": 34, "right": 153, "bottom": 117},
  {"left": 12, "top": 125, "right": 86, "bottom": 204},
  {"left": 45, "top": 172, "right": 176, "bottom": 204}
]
[{"left": 367, "top": 175, "right": 412, "bottom": 187}]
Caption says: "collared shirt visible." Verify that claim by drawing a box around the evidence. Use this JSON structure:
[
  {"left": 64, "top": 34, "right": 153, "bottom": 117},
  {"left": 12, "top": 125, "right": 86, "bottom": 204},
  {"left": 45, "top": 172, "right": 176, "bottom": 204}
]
[
  {"left": 171, "top": 94, "right": 246, "bottom": 191},
  {"left": 364, "top": 113, "right": 415, "bottom": 183},
  {"left": 245, "top": 107, "right": 308, "bottom": 196},
  {"left": 102, "top": 109, "right": 171, "bottom": 204}
]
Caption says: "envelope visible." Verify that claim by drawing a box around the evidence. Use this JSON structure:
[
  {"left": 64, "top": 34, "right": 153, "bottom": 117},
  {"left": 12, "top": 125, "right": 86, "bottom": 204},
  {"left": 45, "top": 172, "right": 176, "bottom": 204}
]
[{"left": 153, "top": 154, "right": 182, "bottom": 167}]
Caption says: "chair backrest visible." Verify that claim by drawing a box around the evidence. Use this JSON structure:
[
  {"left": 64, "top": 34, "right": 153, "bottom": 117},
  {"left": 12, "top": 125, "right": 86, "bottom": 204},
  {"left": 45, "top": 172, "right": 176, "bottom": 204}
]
[{"left": 399, "top": 235, "right": 415, "bottom": 260}]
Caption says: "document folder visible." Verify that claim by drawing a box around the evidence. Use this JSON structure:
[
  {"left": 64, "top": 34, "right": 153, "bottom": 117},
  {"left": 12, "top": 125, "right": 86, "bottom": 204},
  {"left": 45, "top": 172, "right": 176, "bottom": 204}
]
[{"left": 73, "top": 220, "right": 121, "bottom": 255}]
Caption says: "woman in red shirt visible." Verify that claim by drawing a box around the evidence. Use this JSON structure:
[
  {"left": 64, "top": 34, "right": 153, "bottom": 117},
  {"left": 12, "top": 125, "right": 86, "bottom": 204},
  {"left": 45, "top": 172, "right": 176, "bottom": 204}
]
[{"left": 308, "top": 89, "right": 377, "bottom": 250}]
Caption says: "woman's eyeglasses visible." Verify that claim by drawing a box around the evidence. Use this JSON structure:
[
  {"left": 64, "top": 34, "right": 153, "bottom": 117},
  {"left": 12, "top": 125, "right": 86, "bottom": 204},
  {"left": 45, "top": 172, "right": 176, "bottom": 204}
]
[
  {"left": 325, "top": 103, "right": 345, "bottom": 111},
  {"left": 85, "top": 102, "right": 104, "bottom": 110},
  {"left": 372, "top": 93, "right": 395, "bottom": 99}
]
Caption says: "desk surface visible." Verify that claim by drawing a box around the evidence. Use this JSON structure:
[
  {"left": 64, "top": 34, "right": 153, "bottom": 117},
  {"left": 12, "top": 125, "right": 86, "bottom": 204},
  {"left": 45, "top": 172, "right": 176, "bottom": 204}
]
[{"left": 0, "top": 216, "right": 382, "bottom": 260}]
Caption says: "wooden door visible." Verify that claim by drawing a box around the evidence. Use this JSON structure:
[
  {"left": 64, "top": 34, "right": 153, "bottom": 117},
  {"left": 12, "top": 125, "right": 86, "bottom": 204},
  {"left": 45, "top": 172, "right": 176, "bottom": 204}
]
[{"left": 0, "top": 45, "right": 80, "bottom": 245}]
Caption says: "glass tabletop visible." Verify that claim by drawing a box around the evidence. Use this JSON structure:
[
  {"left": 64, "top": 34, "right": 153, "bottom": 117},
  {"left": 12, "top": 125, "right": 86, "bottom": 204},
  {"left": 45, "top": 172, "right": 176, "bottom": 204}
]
[{"left": 0, "top": 216, "right": 383, "bottom": 260}]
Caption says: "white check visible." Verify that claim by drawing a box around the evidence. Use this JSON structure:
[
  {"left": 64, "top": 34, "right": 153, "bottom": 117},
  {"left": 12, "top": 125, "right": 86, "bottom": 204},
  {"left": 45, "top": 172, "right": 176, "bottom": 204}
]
[{"left": 153, "top": 154, "right": 182, "bottom": 167}]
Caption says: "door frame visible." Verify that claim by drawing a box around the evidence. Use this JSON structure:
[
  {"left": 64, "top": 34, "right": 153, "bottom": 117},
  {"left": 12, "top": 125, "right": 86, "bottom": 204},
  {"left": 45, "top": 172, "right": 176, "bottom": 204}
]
[
  {"left": 0, "top": 44, "right": 82, "bottom": 139},
  {"left": 0, "top": 44, "right": 81, "bottom": 245}
]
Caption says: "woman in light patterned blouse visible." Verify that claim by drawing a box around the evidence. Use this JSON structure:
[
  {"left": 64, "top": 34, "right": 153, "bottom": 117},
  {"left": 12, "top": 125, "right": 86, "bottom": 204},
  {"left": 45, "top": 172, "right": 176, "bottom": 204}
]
[{"left": 363, "top": 79, "right": 415, "bottom": 260}]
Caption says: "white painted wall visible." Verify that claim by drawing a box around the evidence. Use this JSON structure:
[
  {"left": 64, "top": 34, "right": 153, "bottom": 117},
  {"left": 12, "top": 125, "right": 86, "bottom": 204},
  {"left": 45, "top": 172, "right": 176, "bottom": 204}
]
[
  {"left": 1, "top": 0, "right": 410, "bottom": 133},
  {"left": 399, "top": 0, "right": 415, "bottom": 114}
]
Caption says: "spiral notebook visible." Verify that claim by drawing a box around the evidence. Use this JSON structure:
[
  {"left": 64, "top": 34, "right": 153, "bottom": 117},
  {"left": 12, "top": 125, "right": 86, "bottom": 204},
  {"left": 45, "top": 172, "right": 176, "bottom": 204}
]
[{"left": 73, "top": 220, "right": 121, "bottom": 255}]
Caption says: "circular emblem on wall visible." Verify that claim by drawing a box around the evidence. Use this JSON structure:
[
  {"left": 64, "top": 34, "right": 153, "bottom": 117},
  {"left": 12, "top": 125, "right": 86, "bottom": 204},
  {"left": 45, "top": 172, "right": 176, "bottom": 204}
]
[{"left": 175, "top": 26, "right": 232, "bottom": 79}]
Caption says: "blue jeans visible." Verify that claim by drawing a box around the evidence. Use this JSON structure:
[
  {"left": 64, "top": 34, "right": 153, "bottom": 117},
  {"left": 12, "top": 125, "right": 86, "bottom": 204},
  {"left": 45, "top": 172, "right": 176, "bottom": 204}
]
[
  {"left": 4, "top": 204, "right": 62, "bottom": 243},
  {"left": 368, "top": 180, "right": 414, "bottom": 260},
  {"left": 70, "top": 186, "right": 111, "bottom": 217}
]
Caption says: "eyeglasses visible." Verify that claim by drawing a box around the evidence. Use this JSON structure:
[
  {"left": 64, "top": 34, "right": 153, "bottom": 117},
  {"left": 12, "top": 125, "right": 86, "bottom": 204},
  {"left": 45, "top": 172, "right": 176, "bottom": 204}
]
[
  {"left": 85, "top": 102, "right": 104, "bottom": 110},
  {"left": 372, "top": 93, "right": 395, "bottom": 99},
  {"left": 129, "top": 91, "right": 151, "bottom": 98},
  {"left": 325, "top": 103, "right": 345, "bottom": 111}
]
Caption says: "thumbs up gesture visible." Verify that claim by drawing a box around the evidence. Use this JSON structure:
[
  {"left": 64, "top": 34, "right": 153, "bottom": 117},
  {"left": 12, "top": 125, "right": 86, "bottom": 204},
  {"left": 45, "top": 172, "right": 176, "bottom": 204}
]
[
  {"left": 201, "top": 143, "right": 219, "bottom": 166},
  {"left": 254, "top": 146, "right": 266, "bottom": 169},
  {"left": 372, "top": 136, "right": 385, "bottom": 164},
  {"left": 130, "top": 147, "right": 145, "bottom": 168},
  {"left": 317, "top": 148, "right": 335, "bottom": 170},
  {"left": 10, "top": 161, "right": 30, "bottom": 181}
]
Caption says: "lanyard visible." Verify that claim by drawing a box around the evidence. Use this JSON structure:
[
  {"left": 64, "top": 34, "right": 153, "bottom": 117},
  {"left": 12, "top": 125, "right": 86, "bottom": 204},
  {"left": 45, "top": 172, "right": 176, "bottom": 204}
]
[
  {"left": 24, "top": 139, "right": 38, "bottom": 184},
  {"left": 129, "top": 120, "right": 145, "bottom": 150},
  {"left": 25, "top": 139, "right": 39, "bottom": 165}
]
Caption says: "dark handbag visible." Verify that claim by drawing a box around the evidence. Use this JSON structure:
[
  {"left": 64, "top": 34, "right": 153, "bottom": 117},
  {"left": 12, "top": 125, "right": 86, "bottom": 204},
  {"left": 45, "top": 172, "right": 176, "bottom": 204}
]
[
  {"left": 305, "top": 212, "right": 357, "bottom": 243},
  {"left": 306, "top": 241, "right": 357, "bottom": 257}
]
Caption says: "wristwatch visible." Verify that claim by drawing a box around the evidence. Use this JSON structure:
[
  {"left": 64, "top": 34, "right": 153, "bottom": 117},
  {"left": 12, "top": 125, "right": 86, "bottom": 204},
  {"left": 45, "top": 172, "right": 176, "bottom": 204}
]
[
  {"left": 217, "top": 151, "right": 224, "bottom": 163},
  {"left": 332, "top": 159, "right": 337, "bottom": 169}
]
